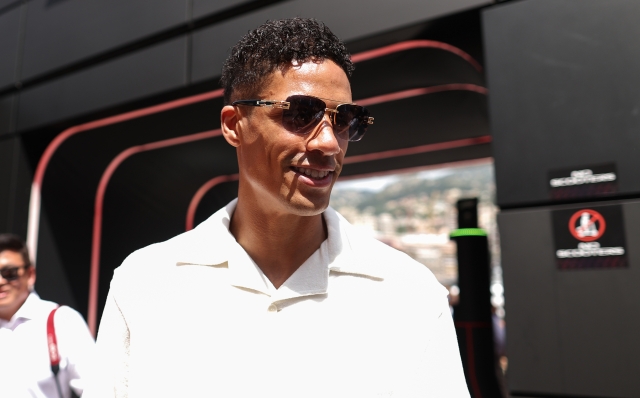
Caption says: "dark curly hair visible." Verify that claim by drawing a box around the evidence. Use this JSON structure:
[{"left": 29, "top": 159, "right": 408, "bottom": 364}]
[
  {"left": 220, "top": 18, "right": 354, "bottom": 105},
  {"left": 0, "top": 233, "right": 31, "bottom": 267}
]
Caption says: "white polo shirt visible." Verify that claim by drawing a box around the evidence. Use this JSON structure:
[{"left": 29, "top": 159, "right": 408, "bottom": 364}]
[
  {"left": 86, "top": 199, "right": 469, "bottom": 397},
  {"left": 0, "top": 292, "right": 95, "bottom": 398}
]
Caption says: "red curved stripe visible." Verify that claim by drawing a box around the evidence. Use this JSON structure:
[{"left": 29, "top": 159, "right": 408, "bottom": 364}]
[
  {"left": 88, "top": 129, "right": 222, "bottom": 335},
  {"left": 357, "top": 84, "right": 487, "bottom": 107},
  {"left": 351, "top": 40, "right": 483, "bottom": 73},
  {"left": 344, "top": 136, "right": 491, "bottom": 165},
  {"left": 456, "top": 323, "right": 485, "bottom": 398},
  {"left": 27, "top": 89, "right": 224, "bottom": 262},
  {"left": 185, "top": 174, "right": 239, "bottom": 231}
]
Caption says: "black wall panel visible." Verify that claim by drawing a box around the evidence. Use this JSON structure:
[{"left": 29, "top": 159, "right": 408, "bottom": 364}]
[
  {"left": 0, "top": 135, "right": 30, "bottom": 236},
  {"left": 345, "top": 92, "right": 489, "bottom": 157},
  {"left": 483, "top": 0, "right": 640, "bottom": 208},
  {"left": 17, "top": 37, "right": 188, "bottom": 132},
  {"left": 191, "top": 0, "right": 257, "bottom": 19},
  {"left": 34, "top": 95, "right": 224, "bottom": 318},
  {"left": 498, "top": 207, "right": 565, "bottom": 394},
  {"left": 0, "top": 137, "right": 16, "bottom": 232},
  {"left": 0, "top": 95, "right": 15, "bottom": 135},
  {"left": 10, "top": 134, "right": 31, "bottom": 240},
  {"left": 191, "top": 0, "right": 491, "bottom": 83},
  {"left": 0, "top": 5, "right": 22, "bottom": 89},
  {"left": 0, "top": 0, "right": 20, "bottom": 12},
  {"left": 21, "top": 0, "right": 188, "bottom": 81},
  {"left": 35, "top": 208, "right": 78, "bottom": 309},
  {"left": 499, "top": 200, "right": 640, "bottom": 398}
]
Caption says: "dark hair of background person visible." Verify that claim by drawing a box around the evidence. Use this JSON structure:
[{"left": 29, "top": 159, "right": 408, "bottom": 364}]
[
  {"left": 220, "top": 17, "right": 355, "bottom": 105},
  {"left": 0, "top": 234, "right": 32, "bottom": 268}
]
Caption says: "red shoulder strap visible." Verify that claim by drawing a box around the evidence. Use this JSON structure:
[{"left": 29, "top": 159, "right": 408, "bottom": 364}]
[{"left": 47, "top": 306, "right": 61, "bottom": 374}]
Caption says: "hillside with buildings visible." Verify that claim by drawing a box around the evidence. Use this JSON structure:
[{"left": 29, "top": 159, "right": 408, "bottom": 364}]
[{"left": 330, "top": 163, "right": 501, "bottom": 299}]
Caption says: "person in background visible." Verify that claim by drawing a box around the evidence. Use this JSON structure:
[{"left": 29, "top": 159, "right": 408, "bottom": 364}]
[{"left": 0, "top": 233, "right": 94, "bottom": 397}]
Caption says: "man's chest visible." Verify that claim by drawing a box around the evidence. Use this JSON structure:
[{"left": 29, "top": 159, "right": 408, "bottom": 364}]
[{"left": 122, "top": 268, "right": 436, "bottom": 396}]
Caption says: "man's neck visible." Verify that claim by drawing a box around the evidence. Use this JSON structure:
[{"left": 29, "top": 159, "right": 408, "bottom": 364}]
[{"left": 229, "top": 199, "right": 327, "bottom": 289}]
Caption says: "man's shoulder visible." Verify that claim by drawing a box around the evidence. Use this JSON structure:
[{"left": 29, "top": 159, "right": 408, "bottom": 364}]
[
  {"left": 330, "top": 208, "right": 447, "bottom": 296},
  {"left": 114, "top": 202, "right": 235, "bottom": 280},
  {"left": 115, "top": 232, "right": 182, "bottom": 273},
  {"left": 22, "top": 294, "right": 88, "bottom": 328}
]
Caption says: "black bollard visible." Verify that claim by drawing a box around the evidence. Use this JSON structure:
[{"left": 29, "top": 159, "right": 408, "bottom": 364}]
[{"left": 451, "top": 198, "right": 503, "bottom": 398}]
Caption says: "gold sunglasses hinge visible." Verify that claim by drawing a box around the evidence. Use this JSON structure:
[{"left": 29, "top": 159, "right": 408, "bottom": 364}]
[{"left": 256, "top": 100, "right": 290, "bottom": 110}]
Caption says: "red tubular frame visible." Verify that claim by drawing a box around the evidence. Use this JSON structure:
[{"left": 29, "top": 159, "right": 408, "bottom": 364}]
[
  {"left": 27, "top": 89, "right": 225, "bottom": 264},
  {"left": 350, "top": 40, "right": 483, "bottom": 73},
  {"left": 87, "top": 129, "right": 222, "bottom": 332},
  {"left": 185, "top": 174, "right": 239, "bottom": 231}
]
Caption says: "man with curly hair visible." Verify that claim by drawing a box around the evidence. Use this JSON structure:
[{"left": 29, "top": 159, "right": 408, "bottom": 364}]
[{"left": 87, "top": 18, "right": 469, "bottom": 397}]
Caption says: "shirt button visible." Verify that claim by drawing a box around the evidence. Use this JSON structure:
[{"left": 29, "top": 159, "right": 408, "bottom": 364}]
[{"left": 268, "top": 304, "right": 278, "bottom": 312}]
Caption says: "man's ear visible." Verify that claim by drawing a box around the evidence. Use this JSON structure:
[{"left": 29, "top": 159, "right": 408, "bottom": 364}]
[
  {"left": 221, "top": 105, "right": 241, "bottom": 147},
  {"left": 27, "top": 266, "right": 36, "bottom": 290}
]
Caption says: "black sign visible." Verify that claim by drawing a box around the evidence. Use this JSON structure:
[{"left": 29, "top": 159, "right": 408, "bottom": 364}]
[
  {"left": 548, "top": 163, "right": 618, "bottom": 200},
  {"left": 552, "top": 204, "right": 627, "bottom": 270}
]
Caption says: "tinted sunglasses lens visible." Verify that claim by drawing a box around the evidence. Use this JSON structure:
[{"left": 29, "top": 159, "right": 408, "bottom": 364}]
[
  {"left": 335, "top": 104, "right": 370, "bottom": 142},
  {"left": 1, "top": 267, "right": 20, "bottom": 281},
  {"left": 282, "top": 95, "right": 326, "bottom": 133}
]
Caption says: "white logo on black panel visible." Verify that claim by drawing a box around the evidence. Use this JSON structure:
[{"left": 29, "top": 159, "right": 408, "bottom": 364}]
[{"left": 556, "top": 209, "right": 624, "bottom": 258}]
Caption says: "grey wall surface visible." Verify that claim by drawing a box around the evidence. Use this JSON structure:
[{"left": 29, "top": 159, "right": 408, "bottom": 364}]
[
  {"left": 18, "top": 36, "right": 188, "bottom": 131},
  {"left": 483, "top": 0, "right": 640, "bottom": 208},
  {"left": 499, "top": 200, "right": 640, "bottom": 398},
  {"left": 484, "top": 2, "right": 640, "bottom": 396},
  {"left": 0, "top": 0, "right": 20, "bottom": 11},
  {"left": 0, "top": 5, "right": 22, "bottom": 89},
  {"left": 0, "top": 135, "right": 30, "bottom": 237},
  {"left": 20, "top": 0, "right": 188, "bottom": 81},
  {"left": 0, "top": 137, "right": 16, "bottom": 232},
  {"left": 3, "top": 0, "right": 492, "bottom": 132},
  {"left": 191, "top": 0, "right": 258, "bottom": 19},
  {"left": 0, "top": 95, "right": 15, "bottom": 135},
  {"left": 192, "top": 0, "right": 491, "bottom": 83}
]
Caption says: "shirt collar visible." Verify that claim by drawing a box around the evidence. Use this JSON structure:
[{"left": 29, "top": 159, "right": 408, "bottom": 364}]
[
  {"left": 174, "top": 199, "right": 239, "bottom": 267},
  {"left": 226, "top": 237, "right": 331, "bottom": 300},
  {"left": 174, "top": 199, "right": 384, "bottom": 297},
  {"left": 0, "top": 291, "right": 41, "bottom": 329}
]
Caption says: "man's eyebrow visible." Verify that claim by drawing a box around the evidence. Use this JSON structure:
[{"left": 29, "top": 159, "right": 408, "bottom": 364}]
[{"left": 313, "top": 96, "right": 353, "bottom": 104}]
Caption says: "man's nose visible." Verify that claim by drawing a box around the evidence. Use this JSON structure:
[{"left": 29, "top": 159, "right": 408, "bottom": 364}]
[{"left": 306, "top": 113, "right": 341, "bottom": 155}]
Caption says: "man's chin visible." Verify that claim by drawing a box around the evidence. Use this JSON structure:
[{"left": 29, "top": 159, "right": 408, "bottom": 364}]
[{"left": 285, "top": 195, "right": 330, "bottom": 217}]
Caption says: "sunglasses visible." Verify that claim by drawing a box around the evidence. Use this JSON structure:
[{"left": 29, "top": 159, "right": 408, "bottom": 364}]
[
  {"left": 0, "top": 265, "right": 28, "bottom": 282},
  {"left": 233, "top": 95, "right": 374, "bottom": 142}
]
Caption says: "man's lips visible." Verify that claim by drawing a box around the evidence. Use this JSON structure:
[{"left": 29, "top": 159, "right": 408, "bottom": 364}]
[
  {"left": 290, "top": 166, "right": 335, "bottom": 187},
  {"left": 291, "top": 166, "right": 333, "bottom": 179}
]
